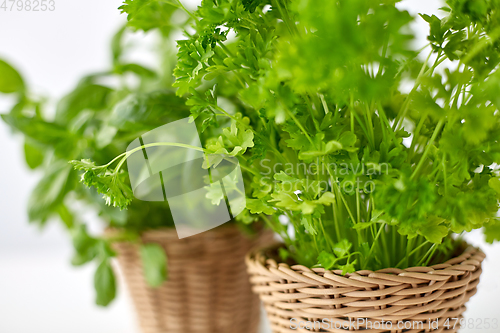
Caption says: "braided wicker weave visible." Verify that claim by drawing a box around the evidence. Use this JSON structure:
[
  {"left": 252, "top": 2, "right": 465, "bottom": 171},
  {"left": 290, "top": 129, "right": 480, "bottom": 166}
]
[
  {"left": 246, "top": 243, "right": 485, "bottom": 333},
  {"left": 112, "top": 225, "right": 274, "bottom": 333}
]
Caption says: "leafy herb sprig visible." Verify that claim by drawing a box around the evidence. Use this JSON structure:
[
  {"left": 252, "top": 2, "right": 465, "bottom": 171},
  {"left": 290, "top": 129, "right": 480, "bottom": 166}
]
[
  {"left": 11, "top": 0, "right": 499, "bottom": 284},
  {"left": 0, "top": 13, "right": 191, "bottom": 305},
  {"left": 74, "top": 0, "right": 500, "bottom": 273},
  {"left": 164, "top": 0, "right": 500, "bottom": 272}
]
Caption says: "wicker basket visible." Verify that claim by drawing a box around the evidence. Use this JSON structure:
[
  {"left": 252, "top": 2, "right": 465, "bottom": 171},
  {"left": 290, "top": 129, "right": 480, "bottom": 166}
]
[
  {"left": 112, "top": 225, "right": 274, "bottom": 333},
  {"left": 246, "top": 243, "right": 485, "bottom": 333}
]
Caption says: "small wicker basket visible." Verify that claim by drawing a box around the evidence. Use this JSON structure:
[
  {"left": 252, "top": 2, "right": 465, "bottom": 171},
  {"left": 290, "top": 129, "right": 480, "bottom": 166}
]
[
  {"left": 112, "top": 225, "right": 274, "bottom": 333},
  {"left": 246, "top": 243, "right": 485, "bottom": 333}
]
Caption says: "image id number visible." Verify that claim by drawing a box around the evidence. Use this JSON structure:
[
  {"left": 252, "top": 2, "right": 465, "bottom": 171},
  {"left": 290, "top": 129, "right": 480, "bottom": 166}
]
[{"left": 1, "top": 0, "right": 55, "bottom": 11}]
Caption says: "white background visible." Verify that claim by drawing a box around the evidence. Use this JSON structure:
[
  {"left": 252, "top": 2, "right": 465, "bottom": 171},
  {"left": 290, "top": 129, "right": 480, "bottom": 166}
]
[{"left": 0, "top": 1, "right": 498, "bottom": 333}]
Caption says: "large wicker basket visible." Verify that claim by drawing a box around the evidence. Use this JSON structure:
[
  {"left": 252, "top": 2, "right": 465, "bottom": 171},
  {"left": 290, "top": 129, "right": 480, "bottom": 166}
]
[
  {"left": 246, "top": 243, "right": 485, "bottom": 333},
  {"left": 112, "top": 225, "right": 274, "bottom": 333}
]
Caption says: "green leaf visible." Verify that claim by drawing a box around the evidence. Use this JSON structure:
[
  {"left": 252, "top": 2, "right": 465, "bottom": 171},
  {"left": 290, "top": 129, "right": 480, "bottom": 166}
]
[
  {"left": 71, "top": 159, "right": 133, "bottom": 210},
  {"left": 333, "top": 239, "right": 352, "bottom": 258},
  {"left": 301, "top": 215, "right": 317, "bottom": 235},
  {"left": 246, "top": 198, "right": 275, "bottom": 215},
  {"left": 242, "top": 0, "right": 264, "bottom": 13},
  {"left": 325, "top": 140, "right": 343, "bottom": 153},
  {"left": 56, "top": 204, "right": 75, "bottom": 229},
  {"left": 56, "top": 83, "right": 112, "bottom": 125},
  {"left": 205, "top": 182, "right": 225, "bottom": 205},
  {"left": 1, "top": 114, "right": 73, "bottom": 150},
  {"left": 95, "top": 125, "right": 118, "bottom": 149},
  {"left": 489, "top": 177, "right": 500, "bottom": 195},
  {"left": 71, "top": 225, "right": 98, "bottom": 266},
  {"left": 279, "top": 247, "right": 291, "bottom": 261},
  {"left": 174, "top": 40, "right": 216, "bottom": 95},
  {"left": 24, "top": 141, "right": 45, "bottom": 169},
  {"left": 317, "top": 251, "right": 336, "bottom": 270},
  {"left": 418, "top": 217, "right": 449, "bottom": 244},
  {"left": 115, "top": 63, "right": 157, "bottom": 78},
  {"left": 339, "top": 259, "right": 357, "bottom": 275},
  {"left": 119, "top": 0, "right": 180, "bottom": 34},
  {"left": 94, "top": 259, "right": 117, "bottom": 306},
  {"left": 0, "top": 59, "right": 24, "bottom": 93},
  {"left": 338, "top": 132, "right": 357, "bottom": 149},
  {"left": 140, "top": 243, "right": 168, "bottom": 288},
  {"left": 28, "top": 162, "right": 73, "bottom": 224},
  {"left": 353, "top": 210, "right": 386, "bottom": 230},
  {"left": 315, "top": 192, "right": 336, "bottom": 205},
  {"left": 269, "top": 192, "right": 316, "bottom": 214},
  {"left": 111, "top": 26, "right": 127, "bottom": 62},
  {"left": 484, "top": 219, "right": 500, "bottom": 244},
  {"left": 109, "top": 91, "right": 188, "bottom": 129}
]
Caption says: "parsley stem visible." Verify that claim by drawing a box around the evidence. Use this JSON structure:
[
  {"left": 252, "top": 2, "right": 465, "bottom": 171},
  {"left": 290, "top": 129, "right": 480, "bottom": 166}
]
[
  {"left": 356, "top": 181, "right": 361, "bottom": 225},
  {"left": 363, "top": 223, "right": 386, "bottom": 268},
  {"left": 351, "top": 110, "right": 374, "bottom": 148},
  {"left": 324, "top": 157, "right": 342, "bottom": 242},
  {"left": 408, "top": 114, "right": 428, "bottom": 161},
  {"left": 377, "top": 103, "right": 398, "bottom": 146},
  {"left": 273, "top": 0, "right": 297, "bottom": 37},
  {"left": 304, "top": 94, "right": 321, "bottom": 132},
  {"left": 417, "top": 243, "right": 437, "bottom": 266},
  {"left": 393, "top": 50, "right": 434, "bottom": 131},
  {"left": 325, "top": 164, "right": 357, "bottom": 225},
  {"left": 101, "top": 142, "right": 261, "bottom": 178},
  {"left": 284, "top": 106, "right": 316, "bottom": 147},
  {"left": 396, "top": 240, "right": 430, "bottom": 268},
  {"left": 410, "top": 118, "right": 445, "bottom": 180},
  {"left": 319, "top": 94, "right": 330, "bottom": 114},
  {"left": 380, "top": 224, "right": 390, "bottom": 268},
  {"left": 442, "top": 153, "right": 447, "bottom": 197},
  {"left": 405, "top": 237, "right": 413, "bottom": 268}
]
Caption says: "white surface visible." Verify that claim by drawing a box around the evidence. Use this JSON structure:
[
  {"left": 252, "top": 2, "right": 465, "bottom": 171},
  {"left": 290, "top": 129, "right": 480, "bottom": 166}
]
[
  {"left": 0, "top": 250, "right": 137, "bottom": 333},
  {"left": 462, "top": 230, "right": 500, "bottom": 332},
  {"left": 0, "top": 1, "right": 141, "bottom": 333},
  {"left": 0, "top": 1, "right": 498, "bottom": 333}
]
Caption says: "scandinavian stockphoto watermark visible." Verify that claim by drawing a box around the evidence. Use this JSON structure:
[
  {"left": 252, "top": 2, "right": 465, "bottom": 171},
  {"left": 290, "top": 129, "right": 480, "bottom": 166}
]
[
  {"left": 126, "top": 118, "right": 246, "bottom": 239},
  {"left": 259, "top": 159, "right": 389, "bottom": 194},
  {"left": 290, "top": 317, "right": 499, "bottom": 331}
]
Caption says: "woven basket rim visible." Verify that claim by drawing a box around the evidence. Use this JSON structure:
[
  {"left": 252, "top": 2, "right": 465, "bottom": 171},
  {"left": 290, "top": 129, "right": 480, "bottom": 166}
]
[
  {"left": 246, "top": 241, "right": 485, "bottom": 280},
  {"left": 106, "top": 223, "right": 249, "bottom": 240},
  {"left": 246, "top": 242, "right": 485, "bottom": 328},
  {"left": 141, "top": 223, "right": 245, "bottom": 239}
]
